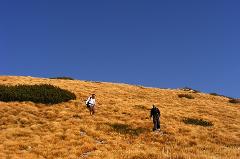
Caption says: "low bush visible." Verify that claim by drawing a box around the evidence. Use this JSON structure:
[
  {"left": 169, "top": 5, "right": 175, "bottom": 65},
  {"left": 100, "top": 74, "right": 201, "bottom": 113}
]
[
  {"left": 210, "top": 93, "right": 220, "bottom": 96},
  {"left": 210, "top": 93, "right": 233, "bottom": 99},
  {"left": 134, "top": 105, "right": 149, "bottom": 110},
  {"left": 84, "top": 80, "right": 102, "bottom": 84},
  {"left": 229, "top": 99, "right": 240, "bottom": 104},
  {"left": 109, "top": 123, "right": 147, "bottom": 136},
  {"left": 50, "top": 76, "right": 75, "bottom": 80},
  {"left": 178, "top": 94, "right": 194, "bottom": 99},
  {"left": 183, "top": 118, "right": 213, "bottom": 127},
  {"left": 0, "top": 84, "right": 76, "bottom": 104},
  {"left": 181, "top": 87, "right": 200, "bottom": 93}
]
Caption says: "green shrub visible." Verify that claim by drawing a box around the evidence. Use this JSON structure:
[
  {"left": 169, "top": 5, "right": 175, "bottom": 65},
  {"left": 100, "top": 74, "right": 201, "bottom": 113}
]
[
  {"left": 0, "top": 84, "right": 76, "bottom": 104},
  {"left": 229, "top": 99, "right": 240, "bottom": 104},
  {"left": 210, "top": 93, "right": 233, "bottom": 99},
  {"left": 183, "top": 118, "right": 213, "bottom": 127},
  {"left": 210, "top": 93, "right": 220, "bottom": 96},
  {"left": 134, "top": 105, "right": 149, "bottom": 110},
  {"left": 181, "top": 87, "right": 200, "bottom": 93},
  {"left": 178, "top": 94, "right": 194, "bottom": 99},
  {"left": 109, "top": 123, "right": 147, "bottom": 136},
  {"left": 50, "top": 76, "right": 75, "bottom": 80}
]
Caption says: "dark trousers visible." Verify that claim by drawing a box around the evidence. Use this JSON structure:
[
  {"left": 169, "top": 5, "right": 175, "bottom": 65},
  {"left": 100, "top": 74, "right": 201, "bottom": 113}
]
[{"left": 153, "top": 117, "right": 160, "bottom": 131}]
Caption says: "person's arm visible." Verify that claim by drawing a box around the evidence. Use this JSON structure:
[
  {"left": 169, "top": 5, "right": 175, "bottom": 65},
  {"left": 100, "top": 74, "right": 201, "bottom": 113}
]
[
  {"left": 157, "top": 109, "right": 160, "bottom": 116},
  {"left": 150, "top": 109, "right": 153, "bottom": 118}
]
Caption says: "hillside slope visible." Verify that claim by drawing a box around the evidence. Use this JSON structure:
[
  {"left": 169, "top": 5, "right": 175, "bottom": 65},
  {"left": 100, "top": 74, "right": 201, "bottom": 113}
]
[{"left": 0, "top": 76, "right": 239, "bottom": 159}]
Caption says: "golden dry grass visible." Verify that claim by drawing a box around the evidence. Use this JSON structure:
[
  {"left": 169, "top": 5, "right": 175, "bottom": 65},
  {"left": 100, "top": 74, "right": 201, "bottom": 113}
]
[{"left": 0, "top": 76, "right": 239, "bottom": 159}]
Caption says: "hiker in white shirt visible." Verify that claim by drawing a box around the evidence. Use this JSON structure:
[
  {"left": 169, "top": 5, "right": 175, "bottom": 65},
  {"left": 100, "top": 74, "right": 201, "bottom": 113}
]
[{"left": 86, "top": 94, "right": 96, "bottom": 115}]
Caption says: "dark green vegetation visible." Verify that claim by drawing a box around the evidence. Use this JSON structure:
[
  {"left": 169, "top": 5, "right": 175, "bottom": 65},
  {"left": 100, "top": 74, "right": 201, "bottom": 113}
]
[
  {"left": 50, "top": 76, "right": 75, "bottom": 80},
  {"left": 178, "top": 94, "right": 195, "bottom": 99},
  {"left": 210, "top": 93, "right": 223, "bottom": 97},
  {"left": 181, "top": 87, "right": 200, "bottom": 93},
  {"left": 209, "top": 93, "right": 233, "bottom": 99},
  {"left": 0, "top": 84, "right": 76, "bottom": 104},
  {"left": 209, "top": 92, "right": 239, "bottom": 104},
  {"left": 134, "top": 105, "right": 149, "bottom": 110},
  {"left": 109, "top": 123, "right": 147, "bottom": 136},
  {"left": 229, "top": 98, "right": 240, "bottom": 104},
  {"left": 183, "top": 118, "right": 213, "bottom": 127}
]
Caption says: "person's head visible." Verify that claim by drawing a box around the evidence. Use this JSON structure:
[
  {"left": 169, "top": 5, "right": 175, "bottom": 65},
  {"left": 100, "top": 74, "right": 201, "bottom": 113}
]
[
  {"left": 152, "top": 105, "right": 155, "bottom": 108},
  {"left": 91, "top": 94, "right": 96, "bottom": 99}
]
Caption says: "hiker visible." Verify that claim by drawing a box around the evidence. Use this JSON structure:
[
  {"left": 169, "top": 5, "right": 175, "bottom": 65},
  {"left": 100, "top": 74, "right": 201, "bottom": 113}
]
[
  {"left": 150, "top": 105, "right": 160, "bottom": 131},
  {"left": 86, "top": 94, "right": 96, "bottom": 115}
]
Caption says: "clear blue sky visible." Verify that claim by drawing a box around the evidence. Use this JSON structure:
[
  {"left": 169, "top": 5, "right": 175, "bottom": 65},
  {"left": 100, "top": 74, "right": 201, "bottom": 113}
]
[{"left": 1, "top": 0, "right": 239, "bottom": 98}]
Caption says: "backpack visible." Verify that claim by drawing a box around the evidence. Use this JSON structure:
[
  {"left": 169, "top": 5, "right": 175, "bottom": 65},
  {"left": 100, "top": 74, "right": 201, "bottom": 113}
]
[
  {"left": 152, "top": 107, "right": 160, "bottom": 118},
  {"left": 86, "top": 97, "right": 91, "bottom": 108}
]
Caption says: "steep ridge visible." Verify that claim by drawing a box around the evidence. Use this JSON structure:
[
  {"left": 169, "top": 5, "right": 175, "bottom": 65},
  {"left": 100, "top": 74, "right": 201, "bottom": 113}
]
[{"left": 0, "top": 76, "right": 239, "bottom": 159}]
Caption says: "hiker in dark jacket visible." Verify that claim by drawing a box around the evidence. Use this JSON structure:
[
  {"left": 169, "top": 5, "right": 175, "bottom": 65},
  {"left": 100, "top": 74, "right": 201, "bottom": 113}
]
[{"left": 150, "top": 105, "right": 160, "bottom": 131}]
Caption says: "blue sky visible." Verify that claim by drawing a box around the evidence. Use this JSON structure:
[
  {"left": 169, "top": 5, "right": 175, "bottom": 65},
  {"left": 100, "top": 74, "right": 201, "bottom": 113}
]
[{"left": 1, "top": 0, "right": 239, "bottom": 98}]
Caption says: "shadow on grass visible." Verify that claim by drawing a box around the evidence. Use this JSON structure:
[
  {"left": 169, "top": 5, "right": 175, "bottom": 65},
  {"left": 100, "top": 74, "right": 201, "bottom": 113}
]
[
  {"left": 183, "top": 118, "right": 213, "bottom": 127},
  {"left": 109, "top": 123, "right": 148, "bottom": 136}
]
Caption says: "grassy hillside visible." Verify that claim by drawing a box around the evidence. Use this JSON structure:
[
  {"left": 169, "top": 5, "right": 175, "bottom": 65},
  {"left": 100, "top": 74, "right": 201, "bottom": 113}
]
[{"left": 0, "top": 76, "right": 239, "bottom": 159}]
